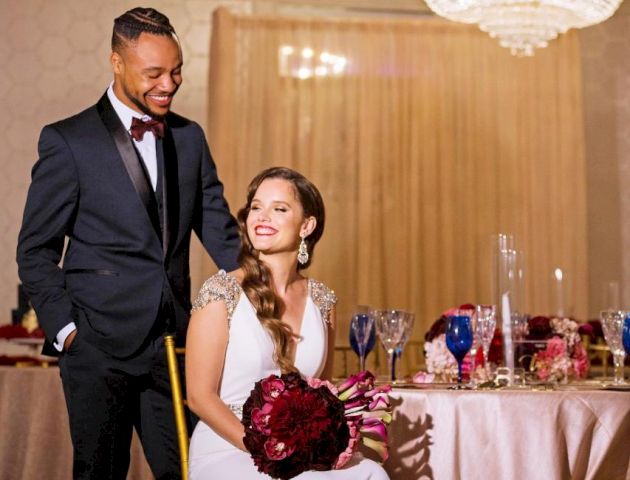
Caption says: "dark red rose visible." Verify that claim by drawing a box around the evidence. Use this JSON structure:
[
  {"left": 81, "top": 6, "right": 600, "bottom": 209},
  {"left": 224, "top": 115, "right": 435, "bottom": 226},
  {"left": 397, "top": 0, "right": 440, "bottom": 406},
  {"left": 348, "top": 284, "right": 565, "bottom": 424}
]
[
  {"left": 425, "top": 317, "right": 446, "bottom": 343},
  {"left": 268, "top": 389, "right": 333, "bottom": 449},
  {"left": 280, "top": 371, "right": 304, "bottom": 390},
  {"left": 587, "top": 319, "right": 604, "bottom": 339},
  {"left": 527, "top": 316, "right": 552, "bottom": 340},
  {"left": 577, "top": 322, "right": 594, "bottom": 339}
]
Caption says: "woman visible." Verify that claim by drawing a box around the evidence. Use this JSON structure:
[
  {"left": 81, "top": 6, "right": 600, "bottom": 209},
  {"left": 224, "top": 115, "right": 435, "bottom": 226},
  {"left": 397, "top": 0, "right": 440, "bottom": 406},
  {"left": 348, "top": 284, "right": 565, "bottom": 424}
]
[{"left": 186, "top": 167, "right": 389, "bottom": 479}]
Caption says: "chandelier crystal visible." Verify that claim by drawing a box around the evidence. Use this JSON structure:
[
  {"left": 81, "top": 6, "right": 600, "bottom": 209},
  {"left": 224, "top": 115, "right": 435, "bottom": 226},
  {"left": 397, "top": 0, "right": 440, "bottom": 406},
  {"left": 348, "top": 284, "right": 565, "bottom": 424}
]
[{"left": 424, "top": 0, "right": 624, "bottom": 56}]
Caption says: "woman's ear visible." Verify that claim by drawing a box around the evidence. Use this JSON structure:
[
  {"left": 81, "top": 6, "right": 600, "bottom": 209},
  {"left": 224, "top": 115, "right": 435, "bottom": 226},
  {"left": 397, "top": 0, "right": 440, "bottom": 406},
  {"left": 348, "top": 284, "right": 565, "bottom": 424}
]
[{"left": 300, "top": 216, "right": 317, "bottom": 238}]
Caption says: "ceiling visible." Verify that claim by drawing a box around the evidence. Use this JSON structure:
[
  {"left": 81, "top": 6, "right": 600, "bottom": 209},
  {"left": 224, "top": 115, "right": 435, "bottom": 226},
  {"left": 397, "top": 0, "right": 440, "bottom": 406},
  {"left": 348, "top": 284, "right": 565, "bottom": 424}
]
[{"left": 251, "top": 0, "right": 433, "bottom": 17}]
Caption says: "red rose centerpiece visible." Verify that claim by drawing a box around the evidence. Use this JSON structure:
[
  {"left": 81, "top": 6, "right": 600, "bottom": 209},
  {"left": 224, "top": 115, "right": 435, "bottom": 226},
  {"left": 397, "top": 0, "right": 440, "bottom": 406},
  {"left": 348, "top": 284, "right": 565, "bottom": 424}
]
[{"left": 242, "top": 371, "right": 391, "bottom": 480}]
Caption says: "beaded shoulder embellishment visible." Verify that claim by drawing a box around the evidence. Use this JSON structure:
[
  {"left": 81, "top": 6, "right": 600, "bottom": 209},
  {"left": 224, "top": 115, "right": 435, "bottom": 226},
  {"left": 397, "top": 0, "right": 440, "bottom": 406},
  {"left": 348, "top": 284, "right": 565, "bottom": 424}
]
[
  {"left": 308, "top": 279, "right": 337, "bottom": 326},
  {"left": 191, "top": 270, "right": 241, "bottom": 325}
]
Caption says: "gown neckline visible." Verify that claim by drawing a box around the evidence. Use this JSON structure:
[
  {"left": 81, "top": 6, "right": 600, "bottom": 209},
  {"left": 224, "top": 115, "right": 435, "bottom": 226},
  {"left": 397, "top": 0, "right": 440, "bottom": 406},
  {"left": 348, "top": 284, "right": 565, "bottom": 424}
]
[{"left": 225, "top": 271, "right": 313, "bottom": 361}]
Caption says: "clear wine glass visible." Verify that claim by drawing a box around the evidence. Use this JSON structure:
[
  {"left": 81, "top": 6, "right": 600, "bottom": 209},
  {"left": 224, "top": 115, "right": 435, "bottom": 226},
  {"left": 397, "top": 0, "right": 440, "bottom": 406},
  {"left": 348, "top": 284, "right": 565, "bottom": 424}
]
[
  {"left": 476, "top": 304, "right": 497, "bottom": 379},
  {"left": 465, "top": 308, "right": 481, "bottom": 387},
  {"left": 392, "top": 312, "right": 415, "bottom": 382},
  {"left": 350, "top": 306, "right": 375, "bottom": 372},
  {"left": 600, "top": 310, "right": 626, "bottom": 385},
  {"left": 373, "top": 309, "right": 407, "bottom": 383}
]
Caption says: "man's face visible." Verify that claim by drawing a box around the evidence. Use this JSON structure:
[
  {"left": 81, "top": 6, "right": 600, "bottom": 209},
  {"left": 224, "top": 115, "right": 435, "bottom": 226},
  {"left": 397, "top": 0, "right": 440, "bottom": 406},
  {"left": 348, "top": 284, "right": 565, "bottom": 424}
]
[{"left": 111, "top": 32, "right": 183, "bottom": 118}]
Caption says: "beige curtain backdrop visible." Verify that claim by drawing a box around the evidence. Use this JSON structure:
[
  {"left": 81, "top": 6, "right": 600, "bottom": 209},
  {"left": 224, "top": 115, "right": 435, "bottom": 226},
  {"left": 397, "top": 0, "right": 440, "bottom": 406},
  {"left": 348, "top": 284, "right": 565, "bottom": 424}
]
[{"left": 204, "top": 7, "right": 588, "bottom": 345}]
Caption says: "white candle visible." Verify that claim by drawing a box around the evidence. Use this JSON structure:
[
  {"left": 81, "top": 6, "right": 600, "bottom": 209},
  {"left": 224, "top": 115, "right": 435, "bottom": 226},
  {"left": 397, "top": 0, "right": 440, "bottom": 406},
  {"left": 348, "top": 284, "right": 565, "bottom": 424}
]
[
  {"left": 502, "top": 293, "right": 514, "bottom": 384},
  {"left": 554, "top": 268, "right": 564, "bottom": 317}
]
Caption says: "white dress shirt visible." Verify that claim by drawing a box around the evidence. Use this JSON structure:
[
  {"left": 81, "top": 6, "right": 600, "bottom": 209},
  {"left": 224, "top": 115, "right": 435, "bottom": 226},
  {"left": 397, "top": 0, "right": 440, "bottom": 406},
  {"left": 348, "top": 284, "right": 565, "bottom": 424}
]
[{"left": 54, "top": 84, "right": 160, "bottom": 351}]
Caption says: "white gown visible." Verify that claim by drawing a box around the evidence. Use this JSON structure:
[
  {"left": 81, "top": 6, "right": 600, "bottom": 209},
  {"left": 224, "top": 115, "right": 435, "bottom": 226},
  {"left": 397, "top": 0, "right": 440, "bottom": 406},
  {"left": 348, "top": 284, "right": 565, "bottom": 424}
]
[{"left": 188, "top": 270, "right": 389, "bottom": 480}]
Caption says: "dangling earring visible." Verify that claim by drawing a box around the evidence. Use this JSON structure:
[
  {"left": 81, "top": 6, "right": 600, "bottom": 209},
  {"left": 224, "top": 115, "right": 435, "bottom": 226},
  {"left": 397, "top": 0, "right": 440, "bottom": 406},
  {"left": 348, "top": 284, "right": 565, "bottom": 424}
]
[{"left": 297, "top": 234, "right": 309, "bottom": 265}]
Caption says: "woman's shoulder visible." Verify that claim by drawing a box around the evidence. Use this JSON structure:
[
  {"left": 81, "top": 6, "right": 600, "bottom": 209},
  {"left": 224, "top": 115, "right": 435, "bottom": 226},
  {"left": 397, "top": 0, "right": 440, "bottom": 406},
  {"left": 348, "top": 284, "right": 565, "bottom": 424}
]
[
  {"left": 191, "top": 269, "right": 242, "bottom": 317},
  {"left": 308, "top": 278, "right": 337, "bottom": 322}
]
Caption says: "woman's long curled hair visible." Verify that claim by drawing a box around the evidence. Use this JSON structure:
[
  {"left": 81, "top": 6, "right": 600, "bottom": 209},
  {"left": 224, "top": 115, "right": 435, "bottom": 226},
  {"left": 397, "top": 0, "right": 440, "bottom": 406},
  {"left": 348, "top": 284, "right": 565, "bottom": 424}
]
[{"left": 237, "top": 167, "right": 325, "bottom": 373}]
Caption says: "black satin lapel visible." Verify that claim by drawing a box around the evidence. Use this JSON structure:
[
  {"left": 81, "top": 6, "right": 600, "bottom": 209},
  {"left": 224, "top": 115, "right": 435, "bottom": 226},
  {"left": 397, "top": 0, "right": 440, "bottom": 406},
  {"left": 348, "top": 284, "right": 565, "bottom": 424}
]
[
  {"left": 159, "top": 127, "right": 180, "bottom": 259},
  {"left": 96, "top": 94, "right": 162, "bottom": 240}
]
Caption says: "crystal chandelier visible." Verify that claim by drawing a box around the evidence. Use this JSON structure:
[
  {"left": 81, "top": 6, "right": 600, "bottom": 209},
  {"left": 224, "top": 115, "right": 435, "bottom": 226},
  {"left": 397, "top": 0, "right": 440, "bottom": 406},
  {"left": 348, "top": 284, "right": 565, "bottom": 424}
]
[{"left": 423, "top": 0, "right": 624, "bottom": 56}]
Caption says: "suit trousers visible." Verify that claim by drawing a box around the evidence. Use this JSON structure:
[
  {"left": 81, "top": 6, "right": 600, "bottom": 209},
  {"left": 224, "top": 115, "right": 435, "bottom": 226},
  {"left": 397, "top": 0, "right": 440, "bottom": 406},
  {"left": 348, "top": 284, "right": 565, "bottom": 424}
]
[{"left": 59, "top": 324, "right": 181, "bottom": 480}]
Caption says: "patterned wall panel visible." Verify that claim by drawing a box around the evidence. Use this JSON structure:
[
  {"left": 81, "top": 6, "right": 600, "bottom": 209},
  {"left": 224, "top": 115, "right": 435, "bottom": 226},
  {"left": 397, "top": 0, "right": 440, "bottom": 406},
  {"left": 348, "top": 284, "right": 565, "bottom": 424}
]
[{"left": 0, "top": 0, "right": 251, "bottom": 325}]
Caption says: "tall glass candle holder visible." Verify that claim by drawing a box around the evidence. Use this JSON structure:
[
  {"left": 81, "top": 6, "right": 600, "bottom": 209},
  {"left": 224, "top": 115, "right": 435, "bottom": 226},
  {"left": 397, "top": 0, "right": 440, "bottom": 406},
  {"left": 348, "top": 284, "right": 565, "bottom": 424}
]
[{"left": 491, "top": 234, "right": 525, "bottom": 384}]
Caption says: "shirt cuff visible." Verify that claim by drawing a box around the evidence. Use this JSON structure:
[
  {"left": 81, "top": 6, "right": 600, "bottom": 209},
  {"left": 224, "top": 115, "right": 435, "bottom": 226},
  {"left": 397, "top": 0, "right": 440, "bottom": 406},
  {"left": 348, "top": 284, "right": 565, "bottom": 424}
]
[{"left": 54, "top": 323, "right": 77, "bottom": 352}]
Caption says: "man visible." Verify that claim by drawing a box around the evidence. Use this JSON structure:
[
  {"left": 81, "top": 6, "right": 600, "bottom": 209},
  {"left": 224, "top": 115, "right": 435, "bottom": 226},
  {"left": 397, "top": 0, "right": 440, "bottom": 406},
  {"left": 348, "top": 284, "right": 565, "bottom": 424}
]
[{"left": 16, "top": 7, "right": 240, "bottom": 479}]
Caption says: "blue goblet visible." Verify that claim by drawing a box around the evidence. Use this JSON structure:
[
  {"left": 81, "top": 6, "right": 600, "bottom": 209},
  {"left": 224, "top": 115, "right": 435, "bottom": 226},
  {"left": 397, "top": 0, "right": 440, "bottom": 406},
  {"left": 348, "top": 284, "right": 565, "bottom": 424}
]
[
  {"left": 623, "top": 314, "right": 630, "bottom": 356},
  {"left": 445, "top": 314, "right": 474, "bottom": 387},
  {"left": 350, "top": 312, "right": 376, "bottom": 372}
]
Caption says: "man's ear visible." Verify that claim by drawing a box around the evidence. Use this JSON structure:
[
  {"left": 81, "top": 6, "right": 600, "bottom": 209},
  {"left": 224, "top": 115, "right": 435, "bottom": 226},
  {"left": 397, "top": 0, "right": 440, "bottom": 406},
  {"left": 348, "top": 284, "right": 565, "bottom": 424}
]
[{"left": 110, "top": 51, "right": 123, "bottom": 75}]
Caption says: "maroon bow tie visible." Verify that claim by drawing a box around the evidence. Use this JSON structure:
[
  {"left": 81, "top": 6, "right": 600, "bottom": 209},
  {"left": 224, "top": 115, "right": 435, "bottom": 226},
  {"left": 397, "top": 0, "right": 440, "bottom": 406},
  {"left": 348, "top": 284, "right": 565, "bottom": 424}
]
[{"left": 130, "top": 116, "right": 165, "bottom": 141}]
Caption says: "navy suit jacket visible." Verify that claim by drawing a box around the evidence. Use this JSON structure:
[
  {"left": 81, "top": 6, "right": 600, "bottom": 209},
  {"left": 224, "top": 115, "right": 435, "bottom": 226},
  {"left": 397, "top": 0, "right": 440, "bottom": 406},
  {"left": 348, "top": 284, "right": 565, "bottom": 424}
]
[{"left": 17, "top": 93, "right": 240, "bottom": 357}]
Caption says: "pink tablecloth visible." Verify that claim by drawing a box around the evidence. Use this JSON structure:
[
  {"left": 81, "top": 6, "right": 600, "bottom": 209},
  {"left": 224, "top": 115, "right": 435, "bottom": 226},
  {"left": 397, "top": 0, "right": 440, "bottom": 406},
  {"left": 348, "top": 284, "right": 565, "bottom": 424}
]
[
  {"left": 0, "top": 366, "right": 153, "bottom": 480},
  {"left": 386, "top": 387, "right": 630, "bottom": 480},
  {"left": 3, "top": 366, "right": 629, "bottom": 480}
]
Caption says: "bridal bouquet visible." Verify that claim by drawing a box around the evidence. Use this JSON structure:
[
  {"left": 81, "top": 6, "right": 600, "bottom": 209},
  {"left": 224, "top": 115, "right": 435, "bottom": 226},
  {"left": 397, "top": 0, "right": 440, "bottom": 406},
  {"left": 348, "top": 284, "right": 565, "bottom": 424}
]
[{"left": 242, "top": 371, "right": 391, "bottom": 480}]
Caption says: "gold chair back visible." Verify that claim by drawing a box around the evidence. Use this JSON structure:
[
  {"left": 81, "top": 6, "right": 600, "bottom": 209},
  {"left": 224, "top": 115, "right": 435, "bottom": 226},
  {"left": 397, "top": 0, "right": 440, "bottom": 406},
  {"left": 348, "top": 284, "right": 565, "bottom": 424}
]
[{"left": 164, "top": 335, "right": 189, "bottom": 480}]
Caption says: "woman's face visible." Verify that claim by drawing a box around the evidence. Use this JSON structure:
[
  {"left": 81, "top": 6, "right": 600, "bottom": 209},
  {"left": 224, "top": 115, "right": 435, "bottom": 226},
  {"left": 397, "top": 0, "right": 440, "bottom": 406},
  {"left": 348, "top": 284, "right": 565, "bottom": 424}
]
[{"left": 246, "top": 178, "right": 310, "bottom": 257}]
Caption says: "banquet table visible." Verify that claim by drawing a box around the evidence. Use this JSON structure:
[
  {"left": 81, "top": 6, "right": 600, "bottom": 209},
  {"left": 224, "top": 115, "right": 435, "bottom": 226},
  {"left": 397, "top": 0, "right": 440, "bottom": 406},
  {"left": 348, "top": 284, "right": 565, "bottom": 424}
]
[
  {"left": 3, "top": 366, "right": 629, "bottom": 480},
  {"left": 386, "top": 386, "right": 630, "bottom": 480},
  {"left": 0, "top": 366, "right": 153, "bottom": 480}
]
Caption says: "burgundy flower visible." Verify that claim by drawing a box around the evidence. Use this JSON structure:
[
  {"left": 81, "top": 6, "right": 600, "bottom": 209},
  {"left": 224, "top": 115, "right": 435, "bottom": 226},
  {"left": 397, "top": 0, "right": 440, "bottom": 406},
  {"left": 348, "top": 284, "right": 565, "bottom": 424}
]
[
  {"left": 251, "top": 402, "right": 273, "bottom": 434},
  {"left": 527, "top": 316, "right": 552, "bottom": 340},
  {"left": 577, "top": 323, "right": 594, "bottom": 339},
  {"left": 425, "top": 317, "right": 446, "bottom": 343},
  {"left": 242, "top": 373, "right": 351, "bottom": 480},
  {"left": 268, "top": 389, "right": 334, "bottom": 450},
  {"left": 261, "top": 376, "right": 286, "bottom": 403},
  {"left": 264, "top": 437, "right": 295, "bottom": 460},
  {"left": 587, "top": 319, "right": 604, "bottom": 339}
]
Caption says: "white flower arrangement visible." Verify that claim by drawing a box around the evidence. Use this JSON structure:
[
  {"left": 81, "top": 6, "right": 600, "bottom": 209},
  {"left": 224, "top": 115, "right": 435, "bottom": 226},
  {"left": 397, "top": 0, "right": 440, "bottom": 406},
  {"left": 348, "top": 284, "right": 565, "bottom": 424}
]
[{"left": 423, "top": 333, "right": 458, "bottom": 378}]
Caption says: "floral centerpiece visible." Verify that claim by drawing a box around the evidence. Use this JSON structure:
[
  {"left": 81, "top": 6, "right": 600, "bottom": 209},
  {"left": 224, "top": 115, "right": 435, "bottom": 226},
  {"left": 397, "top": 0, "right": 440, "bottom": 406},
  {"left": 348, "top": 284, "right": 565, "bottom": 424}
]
[
  {"left": 415, "top": 305, "right": 589, "bottom": 384},
  {"left": 516, "top": 316, "right": 589, "bottom": 382},
  {"left": 417, "top": 304, "right": 502, "bottom": 383},
  {"left": 242, "top": 371, "right": 391, "bottom": 480}
]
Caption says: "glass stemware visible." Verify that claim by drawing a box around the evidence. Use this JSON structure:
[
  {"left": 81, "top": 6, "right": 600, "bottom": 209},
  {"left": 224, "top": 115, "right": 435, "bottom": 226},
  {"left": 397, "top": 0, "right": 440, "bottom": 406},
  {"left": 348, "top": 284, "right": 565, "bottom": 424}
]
[
  {"left": 476, "top": 304, "right": 497, "bottom": 379},
  {"left": 445, "top": 312, "right": 474, "bottom": 387},
  {"left": 392, "top": 312, "right": 415, "bottom": 382},
  {"left": 601, "top": 310, "right": 626, "bottom": 385},
  {"left": 373, "top": 309, "right": 407, "bottom": 383},
  {"left": 466, "top": 308, "right": 480, "bottom": 387},
  {"left": 623, "top": 314, "right": 630, "bottom": 356},
  {"left": 350, "top": 306, "right": 375, "bottom": 372}
]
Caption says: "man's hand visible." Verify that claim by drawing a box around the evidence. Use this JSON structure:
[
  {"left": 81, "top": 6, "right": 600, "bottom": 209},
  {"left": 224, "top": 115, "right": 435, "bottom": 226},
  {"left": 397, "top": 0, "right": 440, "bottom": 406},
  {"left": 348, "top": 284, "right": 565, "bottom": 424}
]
[{"left": 63, "top": 329, "right": 77, "bottom": 351}]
